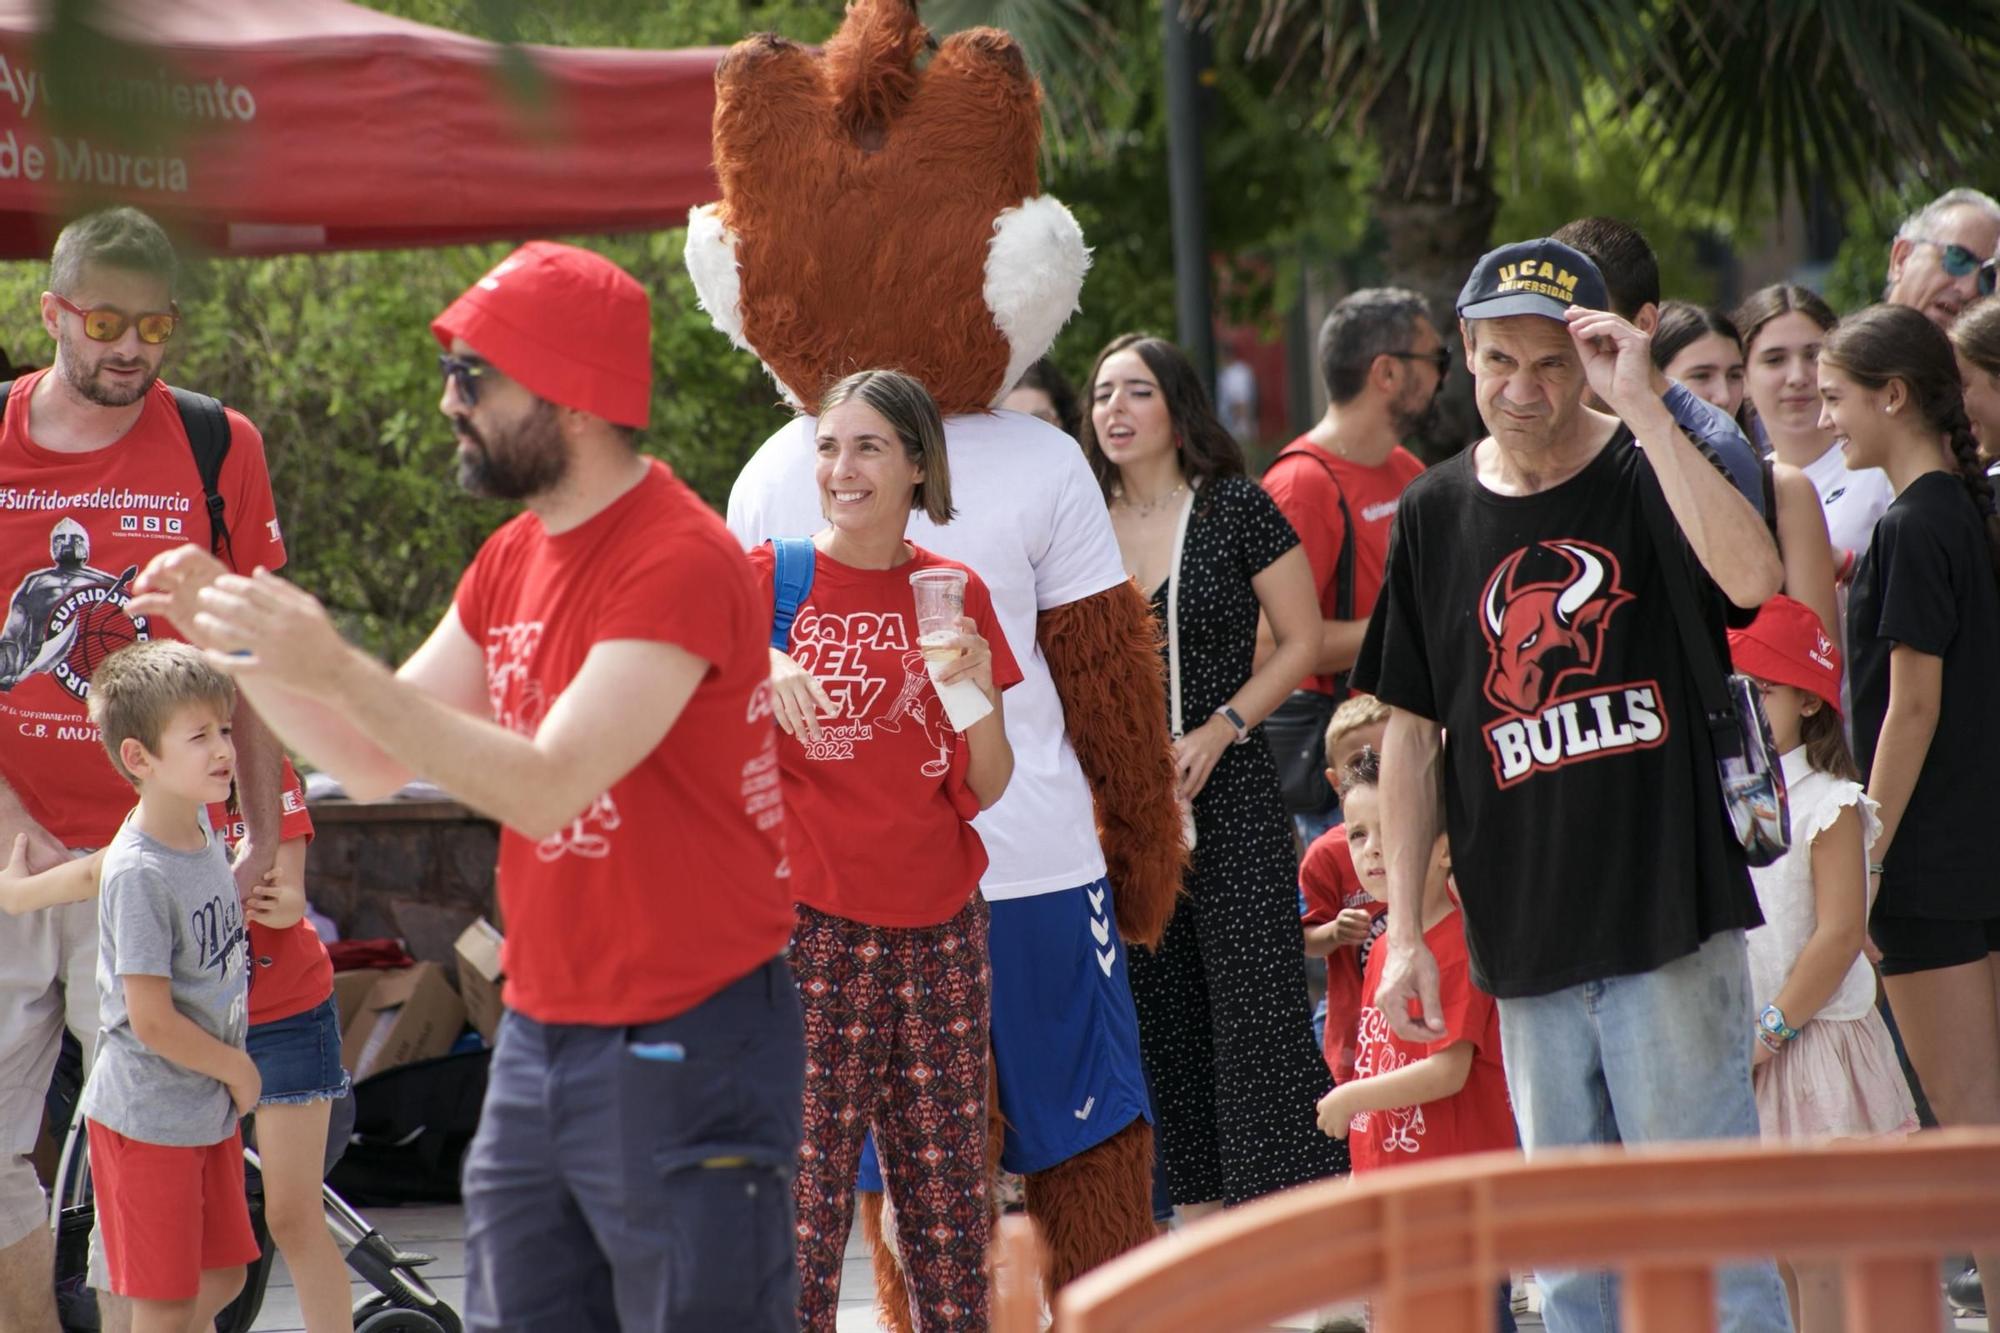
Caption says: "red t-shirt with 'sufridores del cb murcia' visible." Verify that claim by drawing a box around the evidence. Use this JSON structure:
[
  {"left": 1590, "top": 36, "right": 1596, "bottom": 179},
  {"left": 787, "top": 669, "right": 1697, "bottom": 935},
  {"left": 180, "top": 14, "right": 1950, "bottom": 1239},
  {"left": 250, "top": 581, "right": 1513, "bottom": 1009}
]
[
  {"left": 209, "top": 760, "right": 332, "bottom": 1027},
  {"left": 453, "top": 460, "right": 795, "bottom": 1026},
  {"left": 0, "top": 372, "right": 286, "bottom": 849},
  {"left": 748, "top": 542, "right": 1023, "bottom": 927}
]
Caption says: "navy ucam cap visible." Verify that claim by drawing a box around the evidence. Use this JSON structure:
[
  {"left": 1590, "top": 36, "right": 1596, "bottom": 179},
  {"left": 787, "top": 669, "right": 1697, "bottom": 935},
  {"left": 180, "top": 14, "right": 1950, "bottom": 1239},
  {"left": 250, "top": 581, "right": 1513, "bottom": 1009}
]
[{"left": 1456, "top": 239, "right": 1610, "bottom": 321}]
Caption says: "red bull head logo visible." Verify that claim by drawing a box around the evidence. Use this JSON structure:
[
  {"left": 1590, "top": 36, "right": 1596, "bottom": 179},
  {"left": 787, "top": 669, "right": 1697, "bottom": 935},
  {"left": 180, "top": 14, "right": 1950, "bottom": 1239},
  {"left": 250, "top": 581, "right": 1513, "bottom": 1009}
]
[{"left": 1481, "top": 541, "right": 1634, "bottom": 715}]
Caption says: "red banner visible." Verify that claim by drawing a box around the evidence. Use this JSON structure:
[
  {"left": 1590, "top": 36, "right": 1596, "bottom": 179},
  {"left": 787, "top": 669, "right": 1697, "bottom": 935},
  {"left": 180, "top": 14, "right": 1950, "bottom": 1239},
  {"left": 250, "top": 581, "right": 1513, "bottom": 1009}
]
[{"left": 0, "top": 0, "right": 721, "bottom": 257}]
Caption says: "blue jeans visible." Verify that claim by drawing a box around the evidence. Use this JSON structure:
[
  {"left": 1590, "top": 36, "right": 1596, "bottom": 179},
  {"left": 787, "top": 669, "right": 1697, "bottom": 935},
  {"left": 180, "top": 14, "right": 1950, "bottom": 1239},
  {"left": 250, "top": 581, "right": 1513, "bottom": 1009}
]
[{"left": 1495, "top": 930, "right": 1791, "bottom": 1333}]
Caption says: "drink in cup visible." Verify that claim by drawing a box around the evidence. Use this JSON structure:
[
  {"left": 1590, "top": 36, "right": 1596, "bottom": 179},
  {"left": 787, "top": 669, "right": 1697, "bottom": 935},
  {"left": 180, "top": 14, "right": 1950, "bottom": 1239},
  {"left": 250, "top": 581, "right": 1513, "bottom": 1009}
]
[
  {"left": 908, "top": 565, "right": 993, "bottom": 730},
  {"left": 910, "top": 567, "right": 967, "bottom": 662}
]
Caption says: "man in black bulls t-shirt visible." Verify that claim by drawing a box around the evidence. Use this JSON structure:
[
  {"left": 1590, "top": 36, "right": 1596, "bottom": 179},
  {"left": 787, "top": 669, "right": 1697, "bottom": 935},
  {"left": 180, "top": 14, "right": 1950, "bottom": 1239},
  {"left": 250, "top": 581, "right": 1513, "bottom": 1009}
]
[{"left": 1350, "top": 239, "right": 1792, "bottom": 1333}]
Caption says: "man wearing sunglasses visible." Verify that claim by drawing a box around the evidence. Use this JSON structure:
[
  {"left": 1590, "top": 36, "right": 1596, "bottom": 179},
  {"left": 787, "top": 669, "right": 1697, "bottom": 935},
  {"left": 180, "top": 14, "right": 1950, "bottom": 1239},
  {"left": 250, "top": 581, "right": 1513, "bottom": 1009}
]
[
  {"left": 0, "top": 207, "right": 287, "bottom": 1333},
  {"left": 1886, "top": 187, "right": 2000, "bottom": 330},
  {"left": 1259, "top": 288, "right": 1437, "bottom": 845},
  {"left": 127, "top": 241, "right": 802, "bottom": 1333}
]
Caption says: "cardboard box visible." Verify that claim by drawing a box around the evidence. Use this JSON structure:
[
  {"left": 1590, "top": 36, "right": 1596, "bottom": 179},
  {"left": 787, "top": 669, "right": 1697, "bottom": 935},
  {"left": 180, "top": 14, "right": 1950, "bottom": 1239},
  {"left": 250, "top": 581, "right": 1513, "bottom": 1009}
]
[
  {"left": 454, "top": 918, "right": 505, "bottom": 1044},
  {"left": 339, "top": 963, "right": 467, "bottom": 1082},
  {"left": 331, "top": 968, "right": 378, "bottom": 1033}
]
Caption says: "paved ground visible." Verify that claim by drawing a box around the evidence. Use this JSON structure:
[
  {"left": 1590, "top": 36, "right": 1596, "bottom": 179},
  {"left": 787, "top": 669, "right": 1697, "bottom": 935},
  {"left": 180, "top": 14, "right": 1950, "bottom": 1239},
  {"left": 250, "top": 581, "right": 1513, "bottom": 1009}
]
[{"left": 248, "top": 1202, "right": 1989, "bottom": 1331}]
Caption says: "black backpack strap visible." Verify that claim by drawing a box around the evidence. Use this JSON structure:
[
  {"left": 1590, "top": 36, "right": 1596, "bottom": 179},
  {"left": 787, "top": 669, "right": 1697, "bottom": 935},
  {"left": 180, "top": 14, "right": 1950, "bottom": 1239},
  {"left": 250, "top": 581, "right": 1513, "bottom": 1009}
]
[
  {"left": 169, "top": 387, "right": 233, "bottom": 562},
  {"left": 1271, "top": 446, "right": 1357, "bottom": 620},
  {"left": 1759, "top": 455, "right": 1782, "bottom": 547}
]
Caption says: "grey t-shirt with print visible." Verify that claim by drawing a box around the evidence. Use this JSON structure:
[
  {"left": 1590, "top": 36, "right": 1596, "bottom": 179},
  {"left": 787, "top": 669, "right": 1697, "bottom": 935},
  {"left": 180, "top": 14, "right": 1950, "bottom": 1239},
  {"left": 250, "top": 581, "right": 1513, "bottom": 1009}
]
[{"left": 79, "top": 812, "right": 249, "bottom": 1147}]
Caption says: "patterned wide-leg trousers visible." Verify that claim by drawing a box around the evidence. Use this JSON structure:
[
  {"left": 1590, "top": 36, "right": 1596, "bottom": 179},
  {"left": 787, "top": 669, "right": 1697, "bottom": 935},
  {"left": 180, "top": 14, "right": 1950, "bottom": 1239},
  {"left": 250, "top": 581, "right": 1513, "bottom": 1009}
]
[{"left": 791, "top": 896, "right": 992, "bottom": 1332}]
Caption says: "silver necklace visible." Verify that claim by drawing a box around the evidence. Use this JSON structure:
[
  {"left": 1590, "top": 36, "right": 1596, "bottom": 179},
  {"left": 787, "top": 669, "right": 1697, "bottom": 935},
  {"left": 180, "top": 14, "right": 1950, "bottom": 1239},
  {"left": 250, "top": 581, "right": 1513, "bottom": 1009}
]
[{"left": 1115, "top": 480, "right": 1188, "bottom": 518}]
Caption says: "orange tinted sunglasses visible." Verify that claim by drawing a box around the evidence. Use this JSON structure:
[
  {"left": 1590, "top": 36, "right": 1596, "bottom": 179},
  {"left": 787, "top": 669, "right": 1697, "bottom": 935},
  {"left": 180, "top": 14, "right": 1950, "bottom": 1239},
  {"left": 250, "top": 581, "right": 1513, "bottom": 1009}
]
[{"left": 52, "top": 294, "right": 179, "bottom": 345}]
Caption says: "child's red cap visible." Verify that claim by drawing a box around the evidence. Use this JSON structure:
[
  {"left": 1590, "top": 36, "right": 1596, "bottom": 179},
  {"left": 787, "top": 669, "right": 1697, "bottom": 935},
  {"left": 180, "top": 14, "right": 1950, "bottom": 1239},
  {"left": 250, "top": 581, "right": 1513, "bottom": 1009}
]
[{"left": 1728, "top": 594, "right": 1842, "bottom": 715}]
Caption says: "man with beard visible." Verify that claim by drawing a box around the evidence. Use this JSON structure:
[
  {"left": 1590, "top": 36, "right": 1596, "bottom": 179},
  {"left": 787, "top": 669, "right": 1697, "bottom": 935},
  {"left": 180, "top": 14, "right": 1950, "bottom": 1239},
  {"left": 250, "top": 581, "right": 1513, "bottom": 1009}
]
[
  {"left": 129, "top": 241, "right": 803, "bottom": 1333},
  {"left": 0, "top": 208, "right": 285, "bottom": 1333},
  {"left": 1260, "top": 288, "right": 1438, "bottom": 844},
  {"left": 1884, "top": 187, "right": 2000, "bottom": 331}
]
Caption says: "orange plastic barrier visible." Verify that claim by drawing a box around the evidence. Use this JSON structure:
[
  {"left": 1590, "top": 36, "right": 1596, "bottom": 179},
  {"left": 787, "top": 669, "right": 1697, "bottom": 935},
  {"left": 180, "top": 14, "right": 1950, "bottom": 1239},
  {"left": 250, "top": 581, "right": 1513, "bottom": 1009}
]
[{"left": 987, "top": 1128, "right": 2000, "bottom": 1333}]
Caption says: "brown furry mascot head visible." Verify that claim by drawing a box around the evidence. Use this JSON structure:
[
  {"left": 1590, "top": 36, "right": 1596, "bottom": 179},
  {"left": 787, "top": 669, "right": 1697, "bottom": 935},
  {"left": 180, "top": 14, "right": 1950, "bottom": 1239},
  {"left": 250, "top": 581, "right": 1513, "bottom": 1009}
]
[{"left": 685, "top": 0, "right": 1090, "bottom": 416}]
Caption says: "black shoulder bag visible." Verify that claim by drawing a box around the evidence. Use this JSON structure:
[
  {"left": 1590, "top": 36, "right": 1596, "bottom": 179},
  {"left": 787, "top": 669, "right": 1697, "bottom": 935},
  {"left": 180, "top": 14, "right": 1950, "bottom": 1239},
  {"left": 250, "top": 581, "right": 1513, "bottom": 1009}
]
[
  {"left": 1638, "top": 471, "right": 1791, "bottom": 867},
  {"left": 1261, "top": 445, "right": 1356, "bottom": 816}
]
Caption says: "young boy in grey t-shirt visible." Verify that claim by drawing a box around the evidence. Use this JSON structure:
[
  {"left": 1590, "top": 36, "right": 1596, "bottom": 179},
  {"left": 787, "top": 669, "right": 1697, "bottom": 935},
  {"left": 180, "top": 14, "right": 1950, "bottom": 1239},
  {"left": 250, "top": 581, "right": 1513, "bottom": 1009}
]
[{"left": 76, "top": 641, "right": 260, "bottom": 1330}]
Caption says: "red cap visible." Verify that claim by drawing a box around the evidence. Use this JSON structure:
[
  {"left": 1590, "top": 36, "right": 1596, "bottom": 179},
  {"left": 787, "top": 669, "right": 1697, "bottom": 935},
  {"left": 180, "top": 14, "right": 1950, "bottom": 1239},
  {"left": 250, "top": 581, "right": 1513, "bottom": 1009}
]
[
  {"left": 1728, "top": 594, "right": 1842, "bottom": 715},
  {"left": 431, "top": 241, "right": 651, "bottom": 428}
]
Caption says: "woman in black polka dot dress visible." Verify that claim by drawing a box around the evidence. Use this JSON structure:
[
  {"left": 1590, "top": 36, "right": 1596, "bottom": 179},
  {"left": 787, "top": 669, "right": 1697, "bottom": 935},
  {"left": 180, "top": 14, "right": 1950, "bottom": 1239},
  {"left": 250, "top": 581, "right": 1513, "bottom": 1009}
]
[{"left": 1082, "top": 333, "right": 1348, "bottom": 1212}]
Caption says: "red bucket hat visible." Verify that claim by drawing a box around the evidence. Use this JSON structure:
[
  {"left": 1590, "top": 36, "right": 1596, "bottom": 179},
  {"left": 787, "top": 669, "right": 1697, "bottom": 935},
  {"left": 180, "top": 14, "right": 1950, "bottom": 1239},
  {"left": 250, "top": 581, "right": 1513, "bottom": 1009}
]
[
  {"left": 1728, "top": 594, "right": 1842, "bottom": 715},
  {"left": 431, "top": 241, "right": 652, "bottom": 428}
]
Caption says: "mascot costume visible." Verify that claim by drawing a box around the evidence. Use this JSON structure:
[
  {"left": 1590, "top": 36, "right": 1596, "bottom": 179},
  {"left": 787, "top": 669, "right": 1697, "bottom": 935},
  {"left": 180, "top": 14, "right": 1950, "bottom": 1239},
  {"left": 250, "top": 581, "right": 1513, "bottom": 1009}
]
[{"left": 690, "top": 0, "right": 1186, "bottom": 1321}]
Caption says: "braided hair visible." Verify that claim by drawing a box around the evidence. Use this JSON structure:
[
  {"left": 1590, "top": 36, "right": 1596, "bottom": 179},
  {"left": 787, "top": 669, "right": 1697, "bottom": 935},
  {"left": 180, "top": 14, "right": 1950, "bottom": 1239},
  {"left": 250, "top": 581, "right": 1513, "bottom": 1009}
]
[{"left": 1821, "top": 303, "right": 2000, "bottom": 591}]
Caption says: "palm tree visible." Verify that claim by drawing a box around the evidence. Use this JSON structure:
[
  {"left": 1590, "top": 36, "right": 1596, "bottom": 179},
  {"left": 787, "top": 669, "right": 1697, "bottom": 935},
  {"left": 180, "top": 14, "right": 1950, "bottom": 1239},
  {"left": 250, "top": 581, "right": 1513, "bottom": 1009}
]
[{"left": 1220, "top": 0, "right": 2000, "bottom": 344}]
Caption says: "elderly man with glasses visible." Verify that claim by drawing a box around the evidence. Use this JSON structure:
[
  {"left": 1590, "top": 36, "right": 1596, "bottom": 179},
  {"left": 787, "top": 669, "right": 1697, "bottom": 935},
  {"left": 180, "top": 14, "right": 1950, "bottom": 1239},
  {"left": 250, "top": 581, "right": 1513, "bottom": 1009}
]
[{"left": 1886, "top": 188, "right": 2000, "bottom": 330}]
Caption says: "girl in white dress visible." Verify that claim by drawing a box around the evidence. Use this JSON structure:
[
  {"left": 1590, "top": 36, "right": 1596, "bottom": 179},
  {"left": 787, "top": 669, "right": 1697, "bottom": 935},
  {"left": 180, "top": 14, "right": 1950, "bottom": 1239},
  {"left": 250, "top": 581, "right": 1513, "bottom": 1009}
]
[{"left": 1728, "top": 593, "right": 1917, "bottom": 1332}]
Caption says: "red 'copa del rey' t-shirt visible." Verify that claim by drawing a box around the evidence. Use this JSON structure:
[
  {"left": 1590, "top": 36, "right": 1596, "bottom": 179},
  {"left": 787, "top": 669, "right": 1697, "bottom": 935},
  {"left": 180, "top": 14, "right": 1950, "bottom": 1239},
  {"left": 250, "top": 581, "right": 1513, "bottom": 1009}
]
[
  {"left": 208, "top": 761, "right": 331, "bottom": 1026},
  {"left": 453, "top": 460, "right": 795, "bottom": 1026},
  {"left": 0, "top": 372, "right": 286, "bottom": 849},
  {"left": 748, "top": 543, "right": 1023, "bottom": 927},
  {"left": 1347, "top": 906, "right": 1514, "bottom": 1173}
]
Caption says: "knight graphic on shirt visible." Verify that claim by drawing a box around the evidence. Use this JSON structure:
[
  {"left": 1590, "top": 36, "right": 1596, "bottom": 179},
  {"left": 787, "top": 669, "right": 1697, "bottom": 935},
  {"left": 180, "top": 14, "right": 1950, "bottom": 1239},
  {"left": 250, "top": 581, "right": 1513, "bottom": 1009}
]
[
  {"left": 0, "top": 372, "right": 287, "bottom": 850},
  {"left": 0, "top": 517, "right": 145, "bottom": 696},
  {"left": 1476, "top": 539, "right": 1666, "bottom": 787}
]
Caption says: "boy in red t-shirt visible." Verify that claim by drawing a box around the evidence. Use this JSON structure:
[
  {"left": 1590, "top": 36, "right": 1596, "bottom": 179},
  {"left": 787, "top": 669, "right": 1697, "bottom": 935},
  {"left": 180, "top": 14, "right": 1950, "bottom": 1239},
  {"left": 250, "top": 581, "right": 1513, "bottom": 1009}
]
[
  {"left": 1314, "top": 747, "right": 1518, "bottom": 1329},
  {"left": 1298, "top": 694, "right": 1390, "bottom": 1078}
]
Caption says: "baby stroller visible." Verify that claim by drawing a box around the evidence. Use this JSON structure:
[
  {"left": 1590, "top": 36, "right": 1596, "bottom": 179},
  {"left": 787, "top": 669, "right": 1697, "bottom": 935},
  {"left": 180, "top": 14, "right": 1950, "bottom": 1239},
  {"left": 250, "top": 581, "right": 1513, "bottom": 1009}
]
[{"left": 44, "top": 1035, "right": 462, "bottom": 1333}]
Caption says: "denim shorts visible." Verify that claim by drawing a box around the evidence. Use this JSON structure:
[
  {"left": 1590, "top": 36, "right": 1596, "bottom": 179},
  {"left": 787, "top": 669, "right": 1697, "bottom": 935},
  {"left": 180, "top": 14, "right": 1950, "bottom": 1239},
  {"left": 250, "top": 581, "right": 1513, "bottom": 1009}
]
[{"left": 246, "top": 995, "right": 351, "bottom": 1106}]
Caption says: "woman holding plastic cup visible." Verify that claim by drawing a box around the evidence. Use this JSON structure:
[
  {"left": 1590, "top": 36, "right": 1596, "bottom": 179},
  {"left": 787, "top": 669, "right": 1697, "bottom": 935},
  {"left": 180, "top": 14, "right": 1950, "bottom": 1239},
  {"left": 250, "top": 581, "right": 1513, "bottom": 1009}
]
[{"left": 748, "top": 368, "right": 1021, "bottom": 1332}]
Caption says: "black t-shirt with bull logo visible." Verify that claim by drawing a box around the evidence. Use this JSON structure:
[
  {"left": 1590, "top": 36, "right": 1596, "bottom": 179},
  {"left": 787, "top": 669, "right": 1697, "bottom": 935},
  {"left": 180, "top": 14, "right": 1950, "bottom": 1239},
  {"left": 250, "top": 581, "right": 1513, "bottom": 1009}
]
[{"left": 1351, "top": 427, "right": 1761, "bottom": 999}]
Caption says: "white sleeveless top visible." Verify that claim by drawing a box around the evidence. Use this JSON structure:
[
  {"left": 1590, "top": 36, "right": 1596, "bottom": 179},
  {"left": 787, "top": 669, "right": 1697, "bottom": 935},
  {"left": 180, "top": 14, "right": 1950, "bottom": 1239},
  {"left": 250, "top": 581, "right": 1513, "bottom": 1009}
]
[{"left": 1746, "top": 748, "right": 1882, "bottom": 1023}]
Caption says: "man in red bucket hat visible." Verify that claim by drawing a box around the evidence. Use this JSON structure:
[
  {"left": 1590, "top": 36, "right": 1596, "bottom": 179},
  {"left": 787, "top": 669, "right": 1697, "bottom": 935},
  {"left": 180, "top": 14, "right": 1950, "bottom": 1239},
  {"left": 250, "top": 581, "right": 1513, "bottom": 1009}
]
[{"left": 127, "top": 242, "right": 804, "bottom": 1332}]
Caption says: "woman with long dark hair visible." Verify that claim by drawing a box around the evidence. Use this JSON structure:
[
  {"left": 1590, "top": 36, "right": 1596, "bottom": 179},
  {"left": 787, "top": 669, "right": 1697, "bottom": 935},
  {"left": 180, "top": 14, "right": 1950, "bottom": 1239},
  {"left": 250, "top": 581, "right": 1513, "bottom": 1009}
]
[
  {"left": 1079, "top": 333, "right": 1342, "bottom": 1215},
  {"left": 1819, "top": 304, "right": 2000, "bottom": 1300},
  {"left": 1652, "top": 300, "right": 1838, "bottom": 634}
]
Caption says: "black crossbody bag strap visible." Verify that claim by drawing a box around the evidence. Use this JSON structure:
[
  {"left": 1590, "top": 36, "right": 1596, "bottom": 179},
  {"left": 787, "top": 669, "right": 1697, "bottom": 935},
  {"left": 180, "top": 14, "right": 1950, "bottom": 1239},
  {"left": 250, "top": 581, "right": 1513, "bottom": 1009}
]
[{"left": 1272, "top": 445, "right": 1356, "bottom": 622}]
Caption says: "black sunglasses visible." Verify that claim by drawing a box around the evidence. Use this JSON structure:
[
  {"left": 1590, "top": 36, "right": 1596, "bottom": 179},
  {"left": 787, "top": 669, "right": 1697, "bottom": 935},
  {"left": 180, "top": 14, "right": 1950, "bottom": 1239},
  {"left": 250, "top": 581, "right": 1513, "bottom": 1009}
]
[
  {"left": 1387, "top": 348, "right": 1452, "bottom": 376},
  {"left": 438, "top": 354, "right": 491, "bottom": 406},
  {"left": 1911, "top": 238, "right": 1999, "bottom": 296}
]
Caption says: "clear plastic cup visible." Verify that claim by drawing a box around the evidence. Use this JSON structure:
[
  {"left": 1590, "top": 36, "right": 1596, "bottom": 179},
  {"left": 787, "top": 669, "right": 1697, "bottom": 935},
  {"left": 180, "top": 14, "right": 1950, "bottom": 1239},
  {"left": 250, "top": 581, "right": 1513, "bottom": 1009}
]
[{"left": 910, "top": 567, "right": 967, "bottom": 663}]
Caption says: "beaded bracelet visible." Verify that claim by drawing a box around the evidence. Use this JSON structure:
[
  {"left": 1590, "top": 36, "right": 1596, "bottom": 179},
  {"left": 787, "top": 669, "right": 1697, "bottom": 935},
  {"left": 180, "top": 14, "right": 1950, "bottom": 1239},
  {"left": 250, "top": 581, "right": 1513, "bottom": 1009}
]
[{"left": 1756, "top": 1028, "right": 1785, "bottom": 1055}]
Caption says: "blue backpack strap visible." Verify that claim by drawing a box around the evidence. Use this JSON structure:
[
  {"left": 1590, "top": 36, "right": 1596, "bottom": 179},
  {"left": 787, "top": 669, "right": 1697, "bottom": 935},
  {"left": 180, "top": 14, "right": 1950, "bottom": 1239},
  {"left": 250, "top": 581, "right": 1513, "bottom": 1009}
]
[{"left": 768, "top": 537, "right": 817, "bottom": 650}]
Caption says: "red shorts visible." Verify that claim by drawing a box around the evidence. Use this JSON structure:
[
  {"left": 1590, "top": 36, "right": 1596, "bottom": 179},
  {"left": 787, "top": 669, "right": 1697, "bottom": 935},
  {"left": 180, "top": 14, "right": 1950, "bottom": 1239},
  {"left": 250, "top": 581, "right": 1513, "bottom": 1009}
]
[{"left": 86, "top": 1120, "right": 260, "bottom": 1300}]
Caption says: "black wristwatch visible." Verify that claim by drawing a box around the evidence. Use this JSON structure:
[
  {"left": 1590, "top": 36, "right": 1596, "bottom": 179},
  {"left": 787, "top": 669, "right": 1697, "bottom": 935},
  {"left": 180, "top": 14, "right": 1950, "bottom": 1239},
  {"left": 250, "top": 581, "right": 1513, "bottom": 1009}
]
[{"left": 1213, "top": 705, "right": 1250, "bottom": 745}]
